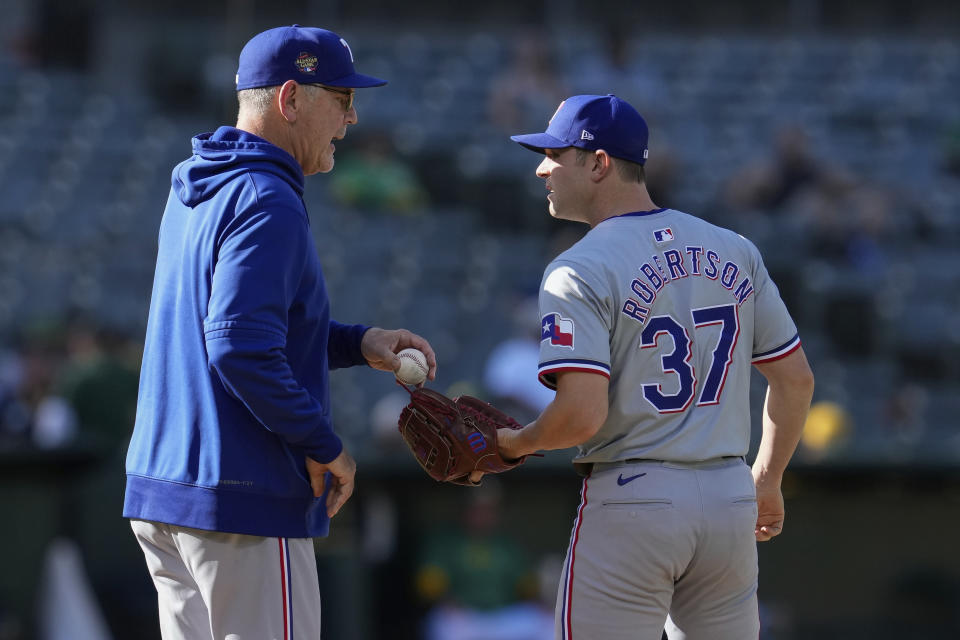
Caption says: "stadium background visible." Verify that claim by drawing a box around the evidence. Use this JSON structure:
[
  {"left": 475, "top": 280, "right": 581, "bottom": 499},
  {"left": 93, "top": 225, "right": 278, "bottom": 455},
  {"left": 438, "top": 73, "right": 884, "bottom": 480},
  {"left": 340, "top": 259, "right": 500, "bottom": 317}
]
[{"left": 1, "top": 0, "right": 959, "bottom": 637}]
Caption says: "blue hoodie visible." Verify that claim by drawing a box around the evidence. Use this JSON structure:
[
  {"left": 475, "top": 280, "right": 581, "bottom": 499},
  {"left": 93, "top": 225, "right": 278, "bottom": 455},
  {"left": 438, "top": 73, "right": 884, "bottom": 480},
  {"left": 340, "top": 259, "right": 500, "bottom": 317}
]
[{"left": 123, "top": 126, "right": 368, "bottom": 538}]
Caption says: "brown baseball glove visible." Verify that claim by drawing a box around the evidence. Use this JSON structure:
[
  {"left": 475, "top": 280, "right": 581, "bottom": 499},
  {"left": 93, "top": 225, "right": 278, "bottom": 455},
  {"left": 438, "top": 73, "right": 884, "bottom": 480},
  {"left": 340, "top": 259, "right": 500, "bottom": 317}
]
[{"left": 398, "top": 388, "right": 528, "bottom": 485}]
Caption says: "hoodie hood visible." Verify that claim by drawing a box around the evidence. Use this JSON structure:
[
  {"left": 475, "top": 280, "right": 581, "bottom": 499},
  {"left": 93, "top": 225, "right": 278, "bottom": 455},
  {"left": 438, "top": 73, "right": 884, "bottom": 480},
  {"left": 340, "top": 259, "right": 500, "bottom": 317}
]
[{"left": 173, "top": 126, "right": 304, "bottom": 207}]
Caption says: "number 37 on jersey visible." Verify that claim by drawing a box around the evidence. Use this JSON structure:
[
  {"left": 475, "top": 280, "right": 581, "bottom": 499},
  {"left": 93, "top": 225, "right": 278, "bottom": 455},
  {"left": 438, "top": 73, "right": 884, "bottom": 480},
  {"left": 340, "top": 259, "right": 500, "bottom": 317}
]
[{"left": 640, "top": 303, "right": 739, "bottom": 414}]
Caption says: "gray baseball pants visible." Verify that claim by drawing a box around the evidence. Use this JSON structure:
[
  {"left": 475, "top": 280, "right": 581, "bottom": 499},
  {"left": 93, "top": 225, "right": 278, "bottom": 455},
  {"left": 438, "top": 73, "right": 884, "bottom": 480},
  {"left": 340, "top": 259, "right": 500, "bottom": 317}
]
[
  {"left": 555, "top": 457, "right": 760, "bottom": 640},
  {"left": 131, "top": 519, "right": 322, "bottom": 640}
]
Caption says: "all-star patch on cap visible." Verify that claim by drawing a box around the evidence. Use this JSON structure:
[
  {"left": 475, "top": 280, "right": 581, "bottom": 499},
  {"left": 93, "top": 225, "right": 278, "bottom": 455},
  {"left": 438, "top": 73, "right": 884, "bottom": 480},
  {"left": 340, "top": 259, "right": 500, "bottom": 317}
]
[
  {"left": 236, "top": 25, "right": 386, "bottom": 90},
  {"left": 511, "top": 94, "right": 649, "bottom": 165}
]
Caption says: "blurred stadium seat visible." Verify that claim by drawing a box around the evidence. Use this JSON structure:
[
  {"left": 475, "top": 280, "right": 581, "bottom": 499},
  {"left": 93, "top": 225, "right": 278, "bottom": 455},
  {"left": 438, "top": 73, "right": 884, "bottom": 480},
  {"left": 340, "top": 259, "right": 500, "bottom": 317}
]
[{"left": 0, "top": 24, "right": 957, "bottom": 462}]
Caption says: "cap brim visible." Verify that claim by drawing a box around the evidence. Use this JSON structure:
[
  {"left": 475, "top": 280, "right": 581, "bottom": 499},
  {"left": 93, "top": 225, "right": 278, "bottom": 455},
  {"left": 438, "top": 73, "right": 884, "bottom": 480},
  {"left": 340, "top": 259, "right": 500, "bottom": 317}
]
[
  {"left": 324, "top": 72, "right": 387, "bottom": 88},
  {"left": 509, "top": 133, "right": 569, "bottom": 154}
]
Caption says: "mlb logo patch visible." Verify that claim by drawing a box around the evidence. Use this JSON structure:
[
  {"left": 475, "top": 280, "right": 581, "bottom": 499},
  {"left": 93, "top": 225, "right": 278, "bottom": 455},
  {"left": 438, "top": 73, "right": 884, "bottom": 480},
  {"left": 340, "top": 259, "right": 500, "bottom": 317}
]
[
  {"left": 653, "top": 228, "right": 674, "bottom": 243},
  {"left": 541, "top": 313, "right": 575, "bottom": 348}
]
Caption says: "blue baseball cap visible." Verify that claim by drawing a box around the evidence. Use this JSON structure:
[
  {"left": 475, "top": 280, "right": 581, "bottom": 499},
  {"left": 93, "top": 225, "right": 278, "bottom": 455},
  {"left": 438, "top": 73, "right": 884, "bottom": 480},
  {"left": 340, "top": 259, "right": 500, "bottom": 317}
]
[
  {"left": 236, "top": 25, "right": 386, "bottom": 90},
  {"left": 511, "top": 94, "right": 649, "bottom": 165}
]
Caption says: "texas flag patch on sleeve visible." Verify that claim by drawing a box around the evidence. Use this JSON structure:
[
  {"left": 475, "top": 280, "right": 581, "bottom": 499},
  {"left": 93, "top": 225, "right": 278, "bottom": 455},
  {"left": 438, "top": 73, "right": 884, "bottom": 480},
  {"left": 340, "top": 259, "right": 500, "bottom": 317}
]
[{"left": 541, "top": 313, "right": 575, "bottom": 348}]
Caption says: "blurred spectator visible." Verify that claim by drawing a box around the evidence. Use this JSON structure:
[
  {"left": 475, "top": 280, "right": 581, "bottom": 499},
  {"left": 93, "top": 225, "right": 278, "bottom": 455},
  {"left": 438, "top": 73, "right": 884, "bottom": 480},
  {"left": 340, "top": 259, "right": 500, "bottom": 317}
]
[
  {"left": 721, "top": 126, "right": 821, "bottom": 214},
  {"left": 482, "top": 294, "right": 554, "bottom": 423},
  {"left": 329, "top": 131, "right": 429, "bottom": 215},
  {"left": 369, "top": 389, "right": 414, "bottom": 456},
  {"left": 481, "top": 224, "right": 586, "bottom": 422},
  {"left": 0, "top": 327, "right": 76, "bottom": 449},
  {"left": 487, "top": 30, "right": 568, "bottom": 134},
  {"left": 31, "top": 395, "right": 78, "bottom": 449},
  {"left": 564, "top": 25, "right": 665, "bottom": 114},
  {"left": 55, "top": 320, "right": 139, "bottom": 452},
  {"left": 0, "top": 316, "right": 139, "bottom": 451},
  {"left": 883, "top": 382, "right": 929, "bottom": 445},
  {"left": 414, "top": 480, "right": 551, "bottom": 640},
  {"left": 789, "top": 173, "right": 893, "bottom": 276}
]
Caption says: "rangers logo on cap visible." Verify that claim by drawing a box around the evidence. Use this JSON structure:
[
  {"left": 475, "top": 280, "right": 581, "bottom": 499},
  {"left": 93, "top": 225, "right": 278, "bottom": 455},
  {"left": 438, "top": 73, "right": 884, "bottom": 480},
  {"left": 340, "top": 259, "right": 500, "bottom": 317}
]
[
  {"left": 339, "top": 38, "right": 354, "bottom": 62},
  {"left": 549, "top": 100, "right": 565, "bottom": 124},
  {"left": 295, "top": 52, "right": 318, "bottom": 74}
]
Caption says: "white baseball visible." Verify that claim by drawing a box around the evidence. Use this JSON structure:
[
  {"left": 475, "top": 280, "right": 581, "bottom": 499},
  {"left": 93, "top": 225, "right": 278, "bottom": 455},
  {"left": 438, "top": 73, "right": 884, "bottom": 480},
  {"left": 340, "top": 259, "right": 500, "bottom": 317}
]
[{"left": 395, "top": 348, "right": 429, "bottom": 385}]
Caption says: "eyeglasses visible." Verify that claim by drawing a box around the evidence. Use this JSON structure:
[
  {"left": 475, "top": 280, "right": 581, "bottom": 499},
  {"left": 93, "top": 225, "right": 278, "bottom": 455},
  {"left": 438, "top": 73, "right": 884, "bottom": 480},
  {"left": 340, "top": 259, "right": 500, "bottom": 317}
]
[{"left": 310, "top": 84, "right": 355, "bottom": 112}]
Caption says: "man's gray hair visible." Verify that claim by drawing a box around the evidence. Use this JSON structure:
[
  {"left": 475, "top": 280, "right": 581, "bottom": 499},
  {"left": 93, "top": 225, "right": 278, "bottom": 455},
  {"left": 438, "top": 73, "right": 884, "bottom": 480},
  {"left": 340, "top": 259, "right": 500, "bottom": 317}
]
[{"left": 237, "top": 86, "right": 278, "bottom": 116}]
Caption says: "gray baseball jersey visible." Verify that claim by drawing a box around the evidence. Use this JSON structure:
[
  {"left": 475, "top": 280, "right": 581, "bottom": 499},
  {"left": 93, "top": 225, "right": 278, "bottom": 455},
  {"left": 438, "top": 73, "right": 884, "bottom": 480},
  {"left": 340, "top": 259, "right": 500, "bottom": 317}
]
[
  {"left": 538, "top": 208, "right": 799, "bottom": 464},
  {"left": 540, "top": 208, "right": 799, "bottom": 639}
]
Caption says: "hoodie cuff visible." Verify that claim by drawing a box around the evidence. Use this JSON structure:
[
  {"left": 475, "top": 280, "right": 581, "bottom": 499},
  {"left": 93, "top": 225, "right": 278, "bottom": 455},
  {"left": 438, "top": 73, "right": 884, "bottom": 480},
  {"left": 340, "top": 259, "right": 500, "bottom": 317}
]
[
  {"left": 302, "top": 432, "right": 344, "bottom": 465},
  {"left": 328, "top": 321, "right": 370, "bottom": 369}
]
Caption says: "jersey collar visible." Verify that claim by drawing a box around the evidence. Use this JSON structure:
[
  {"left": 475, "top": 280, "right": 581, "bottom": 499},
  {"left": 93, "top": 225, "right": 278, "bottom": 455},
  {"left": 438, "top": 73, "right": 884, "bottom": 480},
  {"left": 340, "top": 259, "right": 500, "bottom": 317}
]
[{"left": 599, "top": 208, "right": 668, "bottom": 225}]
